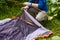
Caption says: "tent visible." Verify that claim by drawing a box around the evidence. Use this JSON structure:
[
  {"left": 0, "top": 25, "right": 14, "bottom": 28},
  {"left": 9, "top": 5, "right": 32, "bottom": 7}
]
[{"left": 0, "top": 10, "right": 52, "bottom": 40}]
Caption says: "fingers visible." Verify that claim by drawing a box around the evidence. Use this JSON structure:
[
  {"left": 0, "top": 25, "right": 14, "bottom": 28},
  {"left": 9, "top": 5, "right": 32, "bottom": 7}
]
[
  {"left": 23, "top": 2, "right": 29, "bottom": 5},
  {"left": 21, "top": 7, "right": 27, "bottom": 10}
]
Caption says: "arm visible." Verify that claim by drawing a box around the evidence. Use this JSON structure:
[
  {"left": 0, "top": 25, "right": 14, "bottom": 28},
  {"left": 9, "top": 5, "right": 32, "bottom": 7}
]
[
  {"left": 23, "top": 2, "right": 38, "bottom": 9},
  {"left": 31, "top": 3, "right": 38, "bottom": 9},
  {"left": 23, "top": 0, "right": 43, "bottom": 9},
  {"left": 31, "top": 0, "right": 43, "bottom": 9}
]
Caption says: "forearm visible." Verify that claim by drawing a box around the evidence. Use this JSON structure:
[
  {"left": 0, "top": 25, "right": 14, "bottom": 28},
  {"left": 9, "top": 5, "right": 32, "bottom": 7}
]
[
  {"left": 31, "top": 3, "right": 38, "bottom": 9},
  {"left": 23, "top": 2, "right": 39, "bottom": 9}
]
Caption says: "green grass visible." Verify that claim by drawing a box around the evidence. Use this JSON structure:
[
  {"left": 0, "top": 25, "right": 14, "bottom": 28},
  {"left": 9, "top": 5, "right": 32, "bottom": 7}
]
[
  {"left": 38, "top": 19, "right": 60, "bottom": 40},
  {"left": 0, "top": 7, "right": 21, "bottom": 20}
]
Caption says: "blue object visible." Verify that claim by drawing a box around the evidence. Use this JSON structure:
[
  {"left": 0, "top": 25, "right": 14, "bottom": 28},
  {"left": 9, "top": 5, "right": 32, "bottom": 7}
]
[{"left": 29, "top": 0, "right": 48, "bottom": 12}]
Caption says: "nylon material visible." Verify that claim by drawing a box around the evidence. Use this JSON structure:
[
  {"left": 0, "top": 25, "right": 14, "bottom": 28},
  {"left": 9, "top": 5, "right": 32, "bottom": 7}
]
[{"left": 0, "top": 10, "right": 51, "bottom": 40}]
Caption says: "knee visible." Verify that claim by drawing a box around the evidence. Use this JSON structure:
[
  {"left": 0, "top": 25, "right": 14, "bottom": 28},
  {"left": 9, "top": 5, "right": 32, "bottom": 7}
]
[
  {"left": 36, "top": 11, "right": 47, "bottom": 21},
  {"left": 36, "top": 16, "right": 44, "bottom": 21}
]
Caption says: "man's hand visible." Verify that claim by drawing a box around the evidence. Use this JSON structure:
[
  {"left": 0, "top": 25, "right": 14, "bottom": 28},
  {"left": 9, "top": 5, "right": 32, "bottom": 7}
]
[
  {"left": 23, "top": 2, "right": 31, "bottom": 6},
  {"left": 21, "top": 2, "right": 31, "bottom": 10},
  {"left": 21, "top": 6, "right": 29, "bottom": 10},
  {"left": 23, "top": 2, "right": 39, "bottom": 9}
]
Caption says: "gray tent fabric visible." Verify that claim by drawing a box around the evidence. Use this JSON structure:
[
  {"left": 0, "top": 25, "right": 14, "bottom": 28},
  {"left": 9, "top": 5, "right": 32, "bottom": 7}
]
[
  {"left": 0, "top": 10, "right": 52, "bottom": 40},
  {"left": 0, "top": 18, "right": 11, "bottom": 25},
  {"left": 24, "top": 10, "right": 51, "bottom": 40}
]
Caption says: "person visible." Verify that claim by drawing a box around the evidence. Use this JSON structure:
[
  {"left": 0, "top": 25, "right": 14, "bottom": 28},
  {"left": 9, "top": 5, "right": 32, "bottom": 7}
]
[
  {"left": 21, "top": 0, "right": 53, "bottom": 40},
  {"left": 22, "top": 0, "right": 48, "bottom": 21}
]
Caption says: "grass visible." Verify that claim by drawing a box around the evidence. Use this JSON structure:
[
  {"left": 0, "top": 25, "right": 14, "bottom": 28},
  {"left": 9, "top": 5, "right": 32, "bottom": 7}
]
[
  {"left": 38, "top": 19, "right": 60, "bottom": 40},
  {"left": 0, "top": 9, "right": 60, "bottom": 40},
  {"left": 34, "top": 18, "right": 60, "bottom": 40},
  {"left": 0, "top": 7, "right": 21, "bottom": 20}
]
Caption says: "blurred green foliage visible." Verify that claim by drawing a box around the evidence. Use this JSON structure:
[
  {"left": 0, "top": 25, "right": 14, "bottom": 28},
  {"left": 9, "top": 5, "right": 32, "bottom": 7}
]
[
  {"left": 0, "top": 0, "right": 60, "bottom": 19},
  {"left": 0, "top": 0, "right": 28, "bottom": 19},
  {"left": 47, "top": 0, "right": 60, "bottom": 19}
]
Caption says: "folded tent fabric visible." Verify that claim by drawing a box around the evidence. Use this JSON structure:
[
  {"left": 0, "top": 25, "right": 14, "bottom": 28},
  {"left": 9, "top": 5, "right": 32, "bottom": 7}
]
[
  {"left": 0, "top": 18, "right": 11, "bottom": 25},
  {"left": 0, "top": 10, "right": 52, "bottom": 40},
  {"left": 24, "top": 10, "right": 51, "bottom": 40}
]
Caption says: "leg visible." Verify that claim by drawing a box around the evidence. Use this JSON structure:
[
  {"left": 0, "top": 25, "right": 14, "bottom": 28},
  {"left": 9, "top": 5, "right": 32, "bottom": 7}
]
[
  {"left": 36, "top": 11, "right": 47, "bottom": 21},
  {"left": 27, "top": 7, "right": 38, "bottom": 18},
  {"left": 25, "top": 7, "right": 39, "bottom": 22}
]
